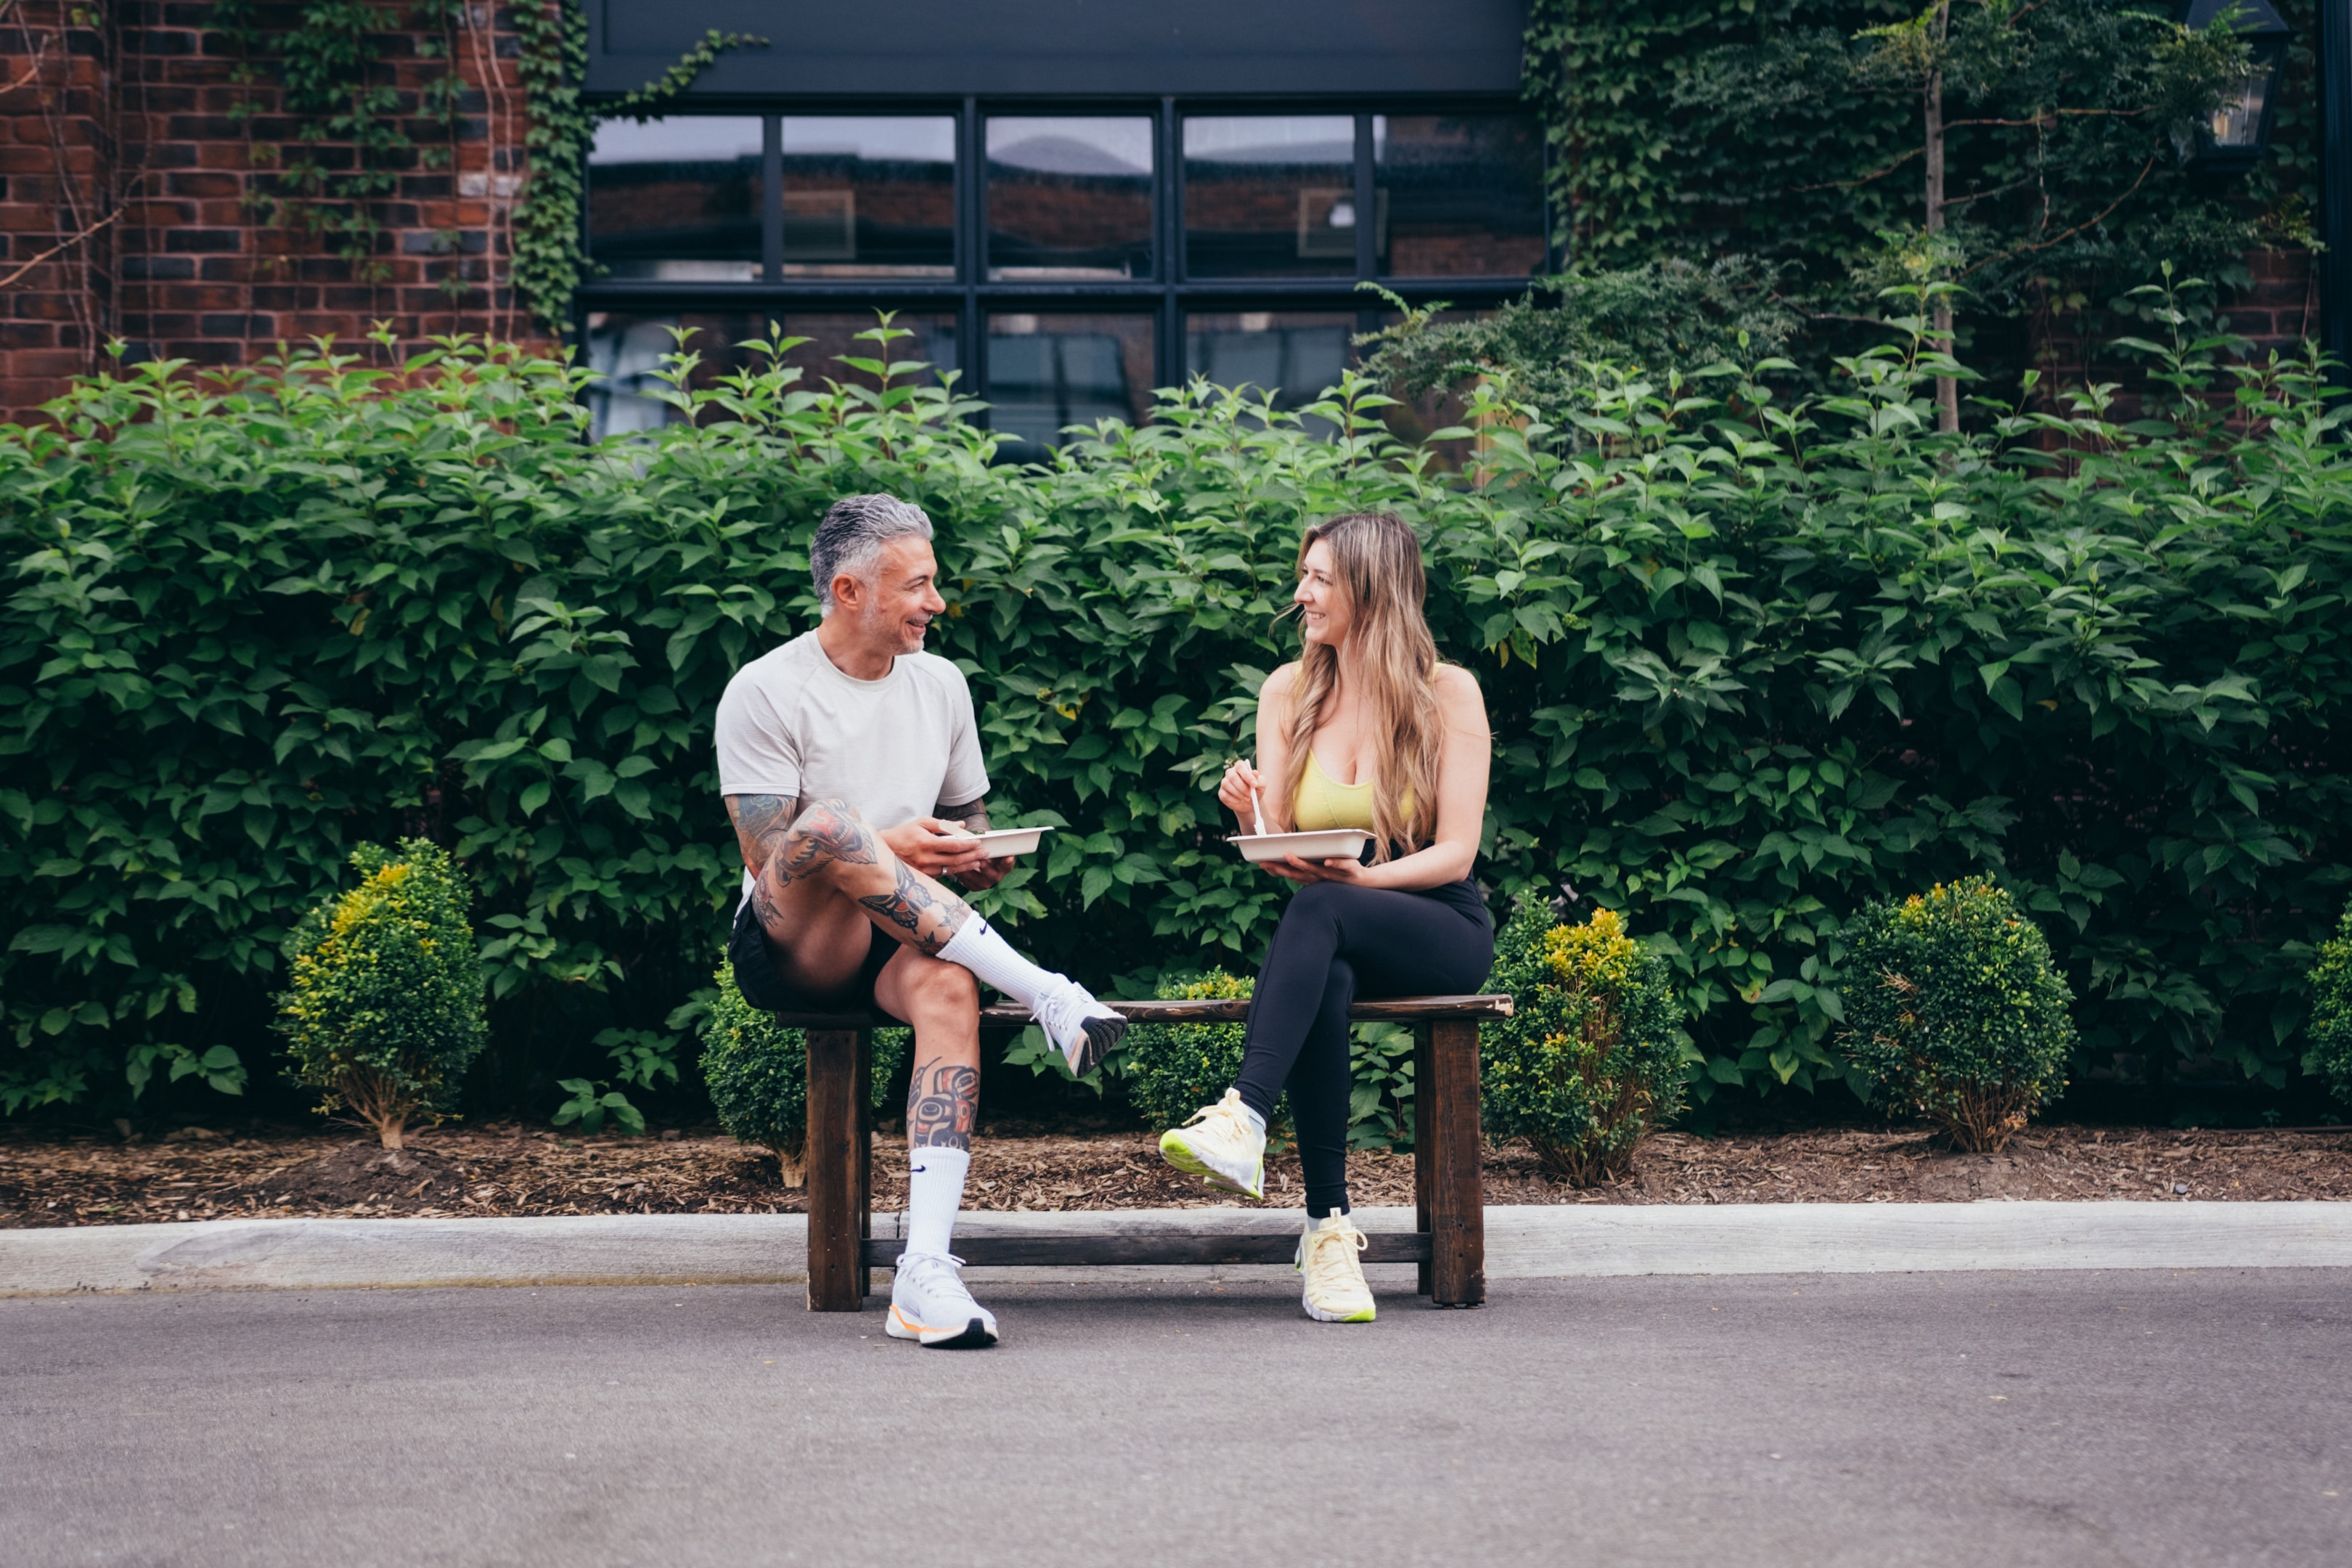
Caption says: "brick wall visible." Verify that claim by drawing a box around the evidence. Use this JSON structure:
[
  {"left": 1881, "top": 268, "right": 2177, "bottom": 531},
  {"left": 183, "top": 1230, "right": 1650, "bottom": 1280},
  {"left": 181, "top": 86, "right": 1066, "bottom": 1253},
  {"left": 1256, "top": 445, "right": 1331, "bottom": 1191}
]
[{"left": 0, "top": 0, "right": 548, "bottom": 425}]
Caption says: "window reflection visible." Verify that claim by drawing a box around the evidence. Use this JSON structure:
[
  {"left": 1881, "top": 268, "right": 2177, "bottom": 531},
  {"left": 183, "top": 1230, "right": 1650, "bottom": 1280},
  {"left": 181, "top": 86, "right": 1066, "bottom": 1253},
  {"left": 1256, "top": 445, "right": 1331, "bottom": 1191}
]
[
  {"left": 1376, "top": 115, "right": 1547, "bottom": 278},
  {"left": 987, "top": 117, "right": 1154, "bottom": 281},
  {"left": 986, "top": 314, "right": 1154, "bottom": 462},
  {"left": 587, "top": 118, "right": 764, "bottom": 282},
  {"left": 777, "top": 313, "right": 960, "bottom": 395},
  {"left": 782, "top": 117, "right": 956, "bottom": 277},
  {"left": 582, "top": 311, "right": 772, "bottom": 438},
  {"left": 1183, "top": 115, "right": 1357, "bottom": 279},
  {"left": 1185, "top": 311, "right": 1355, "bottom": 431}
]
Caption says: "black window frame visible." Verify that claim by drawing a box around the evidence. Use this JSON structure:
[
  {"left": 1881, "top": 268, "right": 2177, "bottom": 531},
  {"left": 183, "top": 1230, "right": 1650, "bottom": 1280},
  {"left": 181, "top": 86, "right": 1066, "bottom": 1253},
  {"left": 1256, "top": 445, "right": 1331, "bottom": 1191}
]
[{"left": 576, "top": 94, "right": 1556, "bottom": 433}]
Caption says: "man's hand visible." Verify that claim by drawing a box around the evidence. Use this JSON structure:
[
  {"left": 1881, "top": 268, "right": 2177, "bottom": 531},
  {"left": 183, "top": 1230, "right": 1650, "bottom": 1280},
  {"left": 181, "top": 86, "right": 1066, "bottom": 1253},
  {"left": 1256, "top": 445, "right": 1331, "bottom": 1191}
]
[{"left": 881, "top": 817, "right": 996, "bottom": 879}]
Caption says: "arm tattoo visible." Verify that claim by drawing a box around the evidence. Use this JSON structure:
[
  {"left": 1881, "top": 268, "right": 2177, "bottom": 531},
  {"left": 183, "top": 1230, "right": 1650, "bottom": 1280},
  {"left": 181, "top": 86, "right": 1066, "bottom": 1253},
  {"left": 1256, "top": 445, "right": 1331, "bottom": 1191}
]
[
  {"left": 857, "top": 861, "right": 970, "bottom": 955},
  {"left": 939, "top": 797, "right": 989, "bottom": 834},
  {"left": 772, "top": 798, "right": 878, "bottom": 889},
  {"left": 936, "top": 796, "right": 990, "bottom": 891},
  {"left": 725, "top": 793, "right": 799, "bottom": 873},
  {"left": 907, "top": 1058, "right": 980, "bottom": 1150}
]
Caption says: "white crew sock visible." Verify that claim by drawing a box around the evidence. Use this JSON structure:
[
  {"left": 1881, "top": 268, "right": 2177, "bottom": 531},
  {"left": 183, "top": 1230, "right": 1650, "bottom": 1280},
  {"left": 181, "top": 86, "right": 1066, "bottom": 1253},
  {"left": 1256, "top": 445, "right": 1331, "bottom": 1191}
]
[
  {"left": 936, "top": 915, "right": 1063, "bottom": 1010},
  {"left": 904, "top": 1145, "right": 971, "bottom": 1260}
]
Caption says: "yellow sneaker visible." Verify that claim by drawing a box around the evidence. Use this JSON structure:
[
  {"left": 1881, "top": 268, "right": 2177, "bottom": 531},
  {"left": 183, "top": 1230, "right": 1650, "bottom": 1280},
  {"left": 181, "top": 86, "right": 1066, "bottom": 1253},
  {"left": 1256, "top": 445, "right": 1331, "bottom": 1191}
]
[
  {"left": 1157, "top": 1088, "right": 1266, "bottom": 1199},
  {"left": 1298, "top": 1212, "right": 1376, "bottom": 1323}
]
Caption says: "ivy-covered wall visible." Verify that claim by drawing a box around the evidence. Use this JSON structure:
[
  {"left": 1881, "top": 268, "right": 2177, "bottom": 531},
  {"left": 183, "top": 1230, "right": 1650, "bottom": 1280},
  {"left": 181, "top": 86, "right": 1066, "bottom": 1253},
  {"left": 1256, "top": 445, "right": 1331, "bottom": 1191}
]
[
  {"left": 1524, "top": 0, "right": 2323, "bottom": 375},
  {"left": 0, "top": 1, "right": 743, "bottom": 421},
  {"left": 0, "top": 1, "right": 545, "bottom": 417}
]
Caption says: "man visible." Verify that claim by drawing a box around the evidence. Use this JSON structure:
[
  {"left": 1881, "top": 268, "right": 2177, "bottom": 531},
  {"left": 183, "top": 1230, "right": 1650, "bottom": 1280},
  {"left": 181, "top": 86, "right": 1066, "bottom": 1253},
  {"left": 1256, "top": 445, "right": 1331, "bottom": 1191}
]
[{"left": 716, "top": 494, "right": 1125, "bottom": 1349}]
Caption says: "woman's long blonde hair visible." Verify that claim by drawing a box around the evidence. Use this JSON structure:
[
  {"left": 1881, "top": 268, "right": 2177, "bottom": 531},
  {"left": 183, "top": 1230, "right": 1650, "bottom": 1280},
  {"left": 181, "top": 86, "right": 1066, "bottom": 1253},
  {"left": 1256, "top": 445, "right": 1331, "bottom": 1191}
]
[{"left": 1278, "top": 512, "right": 1442, "bottom": 862}]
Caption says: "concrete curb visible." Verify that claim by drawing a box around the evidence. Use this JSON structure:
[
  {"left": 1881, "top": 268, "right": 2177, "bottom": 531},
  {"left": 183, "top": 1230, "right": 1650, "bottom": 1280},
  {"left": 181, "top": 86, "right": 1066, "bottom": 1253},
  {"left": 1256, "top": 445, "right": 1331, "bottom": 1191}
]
[{"left": 5, "top": 1201, "right": 2351, "bottom": 1297}]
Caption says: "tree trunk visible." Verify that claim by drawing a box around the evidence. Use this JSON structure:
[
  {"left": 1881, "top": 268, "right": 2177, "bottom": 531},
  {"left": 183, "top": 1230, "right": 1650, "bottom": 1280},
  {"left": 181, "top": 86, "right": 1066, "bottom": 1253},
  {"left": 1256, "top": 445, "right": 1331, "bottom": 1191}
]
[{"left": 1924, "top": 6, "right": 1959, "bottom": 433}]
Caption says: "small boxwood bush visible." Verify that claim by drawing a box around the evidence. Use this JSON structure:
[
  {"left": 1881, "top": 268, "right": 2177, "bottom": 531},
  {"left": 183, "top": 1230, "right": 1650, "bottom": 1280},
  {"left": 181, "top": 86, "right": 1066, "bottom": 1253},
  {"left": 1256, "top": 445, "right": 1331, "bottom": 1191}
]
[
  {"left": 2301, "top": 900, "right": 2352, "bottom": 1109},
  {"left": 1482, "top": 901, "right": 1691, "bottom": 1185},
  {"left": 274, "top": 838, "right": 486, "bottom": 1149},
  {"left": 1121, "top": 971, "right": 1281, "bottom": 1135},
  {"left": 698, "top": 961, "right": 907, "bottom": 1186},
  {"left": 1838, "top": 877, "right": 2075, "bottom": 1151}
]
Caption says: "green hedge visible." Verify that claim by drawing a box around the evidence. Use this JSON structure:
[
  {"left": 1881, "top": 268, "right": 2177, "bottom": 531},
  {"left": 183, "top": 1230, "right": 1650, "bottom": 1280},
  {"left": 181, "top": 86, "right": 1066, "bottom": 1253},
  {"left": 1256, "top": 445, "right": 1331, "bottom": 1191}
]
[{"left": 4, "top": 319, "right": 2349, "bottom": 1119}]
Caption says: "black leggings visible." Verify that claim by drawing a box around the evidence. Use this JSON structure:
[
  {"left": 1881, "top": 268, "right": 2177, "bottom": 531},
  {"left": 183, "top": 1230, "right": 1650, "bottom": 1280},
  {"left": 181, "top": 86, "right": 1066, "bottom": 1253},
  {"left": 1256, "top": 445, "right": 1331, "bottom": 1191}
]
[{"left": 1231, "top": 878, "right": 1495, "bottom": 1218}]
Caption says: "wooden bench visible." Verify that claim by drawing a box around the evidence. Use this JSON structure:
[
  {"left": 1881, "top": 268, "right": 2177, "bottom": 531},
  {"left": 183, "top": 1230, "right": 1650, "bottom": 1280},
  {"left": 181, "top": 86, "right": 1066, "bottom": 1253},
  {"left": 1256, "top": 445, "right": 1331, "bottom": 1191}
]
[{"left": 778, "top": 992, "right": 1513, "bottom": 1311}]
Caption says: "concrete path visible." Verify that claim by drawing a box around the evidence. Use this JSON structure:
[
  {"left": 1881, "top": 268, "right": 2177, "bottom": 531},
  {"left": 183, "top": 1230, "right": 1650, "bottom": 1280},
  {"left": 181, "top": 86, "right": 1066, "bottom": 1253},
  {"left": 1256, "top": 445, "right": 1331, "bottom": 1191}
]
[
  {"left": 4, "top": 1270, "right": 2346, "bottom": 1567},
  {"left": 8, "top": 1201, "right": 2352, "bottom": 1295}
]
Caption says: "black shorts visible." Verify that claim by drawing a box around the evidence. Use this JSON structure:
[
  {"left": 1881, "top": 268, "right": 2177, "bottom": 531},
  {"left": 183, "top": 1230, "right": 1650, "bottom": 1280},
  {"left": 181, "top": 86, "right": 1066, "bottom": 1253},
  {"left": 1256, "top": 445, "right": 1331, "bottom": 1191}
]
[{"left": 729, "top": 898, "right": 905, "bottom": 1021}]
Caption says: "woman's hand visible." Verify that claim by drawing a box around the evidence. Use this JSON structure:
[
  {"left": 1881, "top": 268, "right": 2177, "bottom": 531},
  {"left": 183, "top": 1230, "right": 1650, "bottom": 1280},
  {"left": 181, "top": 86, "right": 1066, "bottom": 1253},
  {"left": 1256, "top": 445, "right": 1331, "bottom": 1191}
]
[
  {"left": 1264, "top": 854, "right": 1368, "bottom": 886},
  {"left": 1217, "top": 757, "right": 1265, "bottom": 830}
]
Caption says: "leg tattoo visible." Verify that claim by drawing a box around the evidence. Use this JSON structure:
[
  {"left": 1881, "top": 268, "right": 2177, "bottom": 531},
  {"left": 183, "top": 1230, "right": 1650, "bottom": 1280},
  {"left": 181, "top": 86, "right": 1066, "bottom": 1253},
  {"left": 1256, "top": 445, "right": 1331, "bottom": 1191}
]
[
  {"left": 858, "top": 862, "right": 971, "bottom": 955},
  {"left": 907, "top": 1058, "right": 980, "bottom": 1151}
]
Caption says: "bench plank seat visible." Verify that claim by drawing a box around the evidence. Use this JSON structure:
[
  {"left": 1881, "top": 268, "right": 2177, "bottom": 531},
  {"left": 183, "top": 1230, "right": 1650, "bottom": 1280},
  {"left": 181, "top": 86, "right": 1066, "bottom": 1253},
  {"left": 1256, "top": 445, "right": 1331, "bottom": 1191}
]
[
  {"left": 772, "top": 993, "right": 1512, "bottom": 1029},
  {"left": 796, "top": 993, "right": 1510, "bottom": 1312}
]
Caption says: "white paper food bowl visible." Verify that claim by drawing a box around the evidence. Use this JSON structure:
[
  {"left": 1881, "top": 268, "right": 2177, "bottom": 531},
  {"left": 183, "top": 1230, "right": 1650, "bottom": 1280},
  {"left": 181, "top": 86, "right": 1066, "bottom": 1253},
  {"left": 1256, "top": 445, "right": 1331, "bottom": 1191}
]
[
  {"left": 1231, "top": 829, "right": 1373, "bottom": 865},
  {"left": 956, "top": 825, "right": 1050, "bottom": 857}
]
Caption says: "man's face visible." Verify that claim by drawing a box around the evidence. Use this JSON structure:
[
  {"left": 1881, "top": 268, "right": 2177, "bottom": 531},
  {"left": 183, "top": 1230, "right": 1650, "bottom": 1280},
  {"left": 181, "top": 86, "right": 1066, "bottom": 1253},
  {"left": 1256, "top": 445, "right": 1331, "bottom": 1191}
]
[{"left": 839, "top": 536, "right": 948, "bottom": 657}]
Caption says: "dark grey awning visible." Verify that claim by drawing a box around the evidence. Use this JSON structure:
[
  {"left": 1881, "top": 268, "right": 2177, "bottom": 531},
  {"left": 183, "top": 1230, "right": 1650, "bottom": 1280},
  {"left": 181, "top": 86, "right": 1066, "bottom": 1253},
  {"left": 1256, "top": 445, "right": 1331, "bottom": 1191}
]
[{"left": 586, "top": 0, "right": 1529, "bottom": 99}]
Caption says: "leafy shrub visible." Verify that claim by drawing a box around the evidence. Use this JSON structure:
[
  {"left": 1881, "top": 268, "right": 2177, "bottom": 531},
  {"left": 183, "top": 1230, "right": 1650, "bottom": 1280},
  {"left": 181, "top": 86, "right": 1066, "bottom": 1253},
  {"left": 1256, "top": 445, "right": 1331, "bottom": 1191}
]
[
  {"left": 1482, "top": 901, "right": 1691, "bottom": 1184},
  {"left": 1357, "top": 258, "right": 1800, "bottom": 411},
  {"left": 1838, "top": 878, "right": 2075, "bottom": 1151},
  {"left": 698, "top": 961, "right": 907, "bottom": 1185},
  {"left": 2307, "top": 903, "right": 2352, "bottom": 1111},
  {"left": 274, "top": 839, "right": 487, "bottom": 1148},
  {"left": 7, "top": 306, "right": 2352, "bottom": 1124},
  {"left": 1121, "top": 971, "right": 1270, "bottom": 1135},
  {"left": 552, "top": 1077, "right": 645, "bottom": 1137}
]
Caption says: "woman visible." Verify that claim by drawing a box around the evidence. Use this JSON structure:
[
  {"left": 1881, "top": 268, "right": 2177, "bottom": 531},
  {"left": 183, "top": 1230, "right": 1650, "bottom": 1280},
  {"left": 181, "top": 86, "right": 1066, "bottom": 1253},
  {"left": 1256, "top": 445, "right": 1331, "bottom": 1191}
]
[{"left": 1159, "top": 511, "right": 1494, "bottom": 1323}]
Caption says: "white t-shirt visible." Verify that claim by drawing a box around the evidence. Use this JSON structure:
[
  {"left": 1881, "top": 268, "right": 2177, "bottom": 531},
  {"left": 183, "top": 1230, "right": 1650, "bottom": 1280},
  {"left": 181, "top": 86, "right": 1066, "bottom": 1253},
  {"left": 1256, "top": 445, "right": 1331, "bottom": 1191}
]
[{"left": 714, "top": 630, "right": 990, "bottom": 903}]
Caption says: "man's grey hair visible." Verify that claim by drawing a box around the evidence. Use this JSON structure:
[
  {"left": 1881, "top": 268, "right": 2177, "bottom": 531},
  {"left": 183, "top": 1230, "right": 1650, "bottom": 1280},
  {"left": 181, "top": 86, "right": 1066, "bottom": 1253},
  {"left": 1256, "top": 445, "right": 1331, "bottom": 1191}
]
[{"left": 810, "top": 494, "right": 934, "bottom": 613}]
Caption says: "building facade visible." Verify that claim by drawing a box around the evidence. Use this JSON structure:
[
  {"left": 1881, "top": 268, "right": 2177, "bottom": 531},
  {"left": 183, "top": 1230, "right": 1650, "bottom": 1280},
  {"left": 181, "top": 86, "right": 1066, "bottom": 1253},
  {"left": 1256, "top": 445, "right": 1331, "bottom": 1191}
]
[{"left": 0, "top": 1, "right": 1546, "bottom": 433}]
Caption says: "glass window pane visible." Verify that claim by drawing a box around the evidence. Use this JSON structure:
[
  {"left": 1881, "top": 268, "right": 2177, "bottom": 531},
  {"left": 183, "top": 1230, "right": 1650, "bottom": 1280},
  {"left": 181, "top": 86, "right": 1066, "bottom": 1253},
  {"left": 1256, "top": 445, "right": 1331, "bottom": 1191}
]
[
  {"left": 782, "top": 117, "right": 956, "bottom": 277},
  {"left": 1376, "top": 115, "right": 1547, "bottom": 279},
  {"left": 1183, "top": 115, "right": 1357, "bottom": 279},
  {"left": 985, "top": 313, "right": 1154, "bottom": 463},
  {"left": 987, "top": 117, "right": 1154, "bottom": 281},
  {"left": 581, "top": 311, "right": 961, "bottom": 442},
  {"left": 587, "top": 118, "right": 764, "bottom": 282},
  {"left": 777, "top": 313, "right": 960, "bottom": 394},
  {"left": 581, "top": 311, "right": 772, "bottom": 438},
  {"left": 1185, "top": 311, "right": 1356, "bottom": 432}
]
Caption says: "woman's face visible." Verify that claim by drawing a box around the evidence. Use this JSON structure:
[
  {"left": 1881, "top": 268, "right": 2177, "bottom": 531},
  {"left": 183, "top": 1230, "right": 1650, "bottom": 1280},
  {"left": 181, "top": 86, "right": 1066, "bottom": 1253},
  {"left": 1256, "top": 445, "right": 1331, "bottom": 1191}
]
[{"left": 1294, "top": 539, "right": 1355, "bottom": 648}]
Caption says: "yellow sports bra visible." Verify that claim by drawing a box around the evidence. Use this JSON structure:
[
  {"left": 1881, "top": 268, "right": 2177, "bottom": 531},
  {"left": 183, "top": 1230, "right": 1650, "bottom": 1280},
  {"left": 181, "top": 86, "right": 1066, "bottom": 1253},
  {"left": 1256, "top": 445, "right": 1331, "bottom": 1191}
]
[{"left": 1291, "top": 751, "right": 1413, "bottom": 833}]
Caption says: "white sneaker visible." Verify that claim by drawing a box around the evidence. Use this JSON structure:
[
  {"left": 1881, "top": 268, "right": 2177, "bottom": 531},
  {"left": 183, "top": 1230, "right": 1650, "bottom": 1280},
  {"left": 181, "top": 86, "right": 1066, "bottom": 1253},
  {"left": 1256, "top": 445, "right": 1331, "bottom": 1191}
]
[
  {"left": 885, "top": 1251, "right": 999, "bottom": 1348},
  {"left": 1033, "top": 979, "right": 1127, "bottom": 1077},
  {"left": 1157, "top": 1088, "right": 1266, "bottom": 1199},
  {"left": 1297, "top": 1213, "right": 1376, "bottom": 1323}
]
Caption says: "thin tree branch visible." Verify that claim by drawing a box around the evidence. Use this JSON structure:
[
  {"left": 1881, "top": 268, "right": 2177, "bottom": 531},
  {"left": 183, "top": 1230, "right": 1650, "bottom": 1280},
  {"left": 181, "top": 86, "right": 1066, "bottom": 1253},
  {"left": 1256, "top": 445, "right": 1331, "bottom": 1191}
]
[
  {"left": 1945, "top": 107, "right": 2149, "bottom": 128},
  {"left": 1959, "top": 155, "right": 2157, "bottom": 279},
  {"left": 0, "top": 208, "right": 123, "bottom": 290},
  {"left": 1797, "top": 145, "right": 1924, "bottom": 193}
]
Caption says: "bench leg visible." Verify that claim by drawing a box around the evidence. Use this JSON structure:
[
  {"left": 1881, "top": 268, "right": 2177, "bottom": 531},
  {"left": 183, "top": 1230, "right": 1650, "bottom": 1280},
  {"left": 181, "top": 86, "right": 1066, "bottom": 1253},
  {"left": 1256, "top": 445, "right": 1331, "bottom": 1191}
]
[
  {"left": 1421, "top": 1018, "right": 1486, "bottom": 1307},
  {"left": 1413, "top": 1024, "right": 1434, "bottom": 1297},
  {"left": 805, "top": 1026, "right": 871, "bottom": 1312}
]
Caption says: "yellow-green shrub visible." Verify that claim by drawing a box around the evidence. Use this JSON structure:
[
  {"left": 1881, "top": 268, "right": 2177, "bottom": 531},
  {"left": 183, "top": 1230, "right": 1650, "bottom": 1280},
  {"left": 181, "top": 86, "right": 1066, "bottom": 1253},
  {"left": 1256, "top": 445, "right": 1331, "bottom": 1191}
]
[
  {"left": 1482, "top": 902, "right": 1692, "bottom": 1184},
  {"left": 274, "top": 839, "right": 486, "bottom": 1148}
]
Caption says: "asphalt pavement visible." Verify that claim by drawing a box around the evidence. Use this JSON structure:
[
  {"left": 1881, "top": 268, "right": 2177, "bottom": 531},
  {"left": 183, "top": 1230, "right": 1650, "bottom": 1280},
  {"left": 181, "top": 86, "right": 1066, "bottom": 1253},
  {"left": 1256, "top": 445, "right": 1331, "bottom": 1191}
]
[{"left": 5, "top": 1270, "right": 2347, "bottom": 1567}]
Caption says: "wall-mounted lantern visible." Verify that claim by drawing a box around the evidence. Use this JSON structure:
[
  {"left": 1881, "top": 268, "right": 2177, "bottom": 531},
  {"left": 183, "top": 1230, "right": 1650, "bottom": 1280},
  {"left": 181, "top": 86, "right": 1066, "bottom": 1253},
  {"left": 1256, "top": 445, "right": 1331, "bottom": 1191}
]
[{"left": 2179, "top": 0, "right": 2292, "bottom": 173}]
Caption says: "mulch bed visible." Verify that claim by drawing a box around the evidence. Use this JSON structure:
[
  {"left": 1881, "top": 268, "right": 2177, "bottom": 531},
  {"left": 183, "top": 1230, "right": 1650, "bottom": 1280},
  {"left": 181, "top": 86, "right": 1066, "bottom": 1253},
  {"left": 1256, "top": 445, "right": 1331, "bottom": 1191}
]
[{"left": 4, "top": 1119, "right": 2348, "bottom": 1228}]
